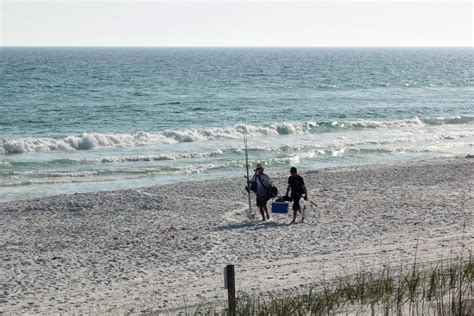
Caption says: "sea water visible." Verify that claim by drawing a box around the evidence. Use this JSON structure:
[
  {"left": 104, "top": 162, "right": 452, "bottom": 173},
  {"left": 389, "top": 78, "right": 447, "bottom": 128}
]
[{"left": 1, "top": 47, "right": 473, "bottom": 202}]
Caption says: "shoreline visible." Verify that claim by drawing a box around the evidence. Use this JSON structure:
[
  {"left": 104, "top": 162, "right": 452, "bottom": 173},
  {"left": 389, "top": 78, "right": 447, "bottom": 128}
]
[
  {"left": 1, "top": 154, "right": 470, "bottom": 205},
  {"left": 1, "top": 156, "right": 473, "bottom": 313}
]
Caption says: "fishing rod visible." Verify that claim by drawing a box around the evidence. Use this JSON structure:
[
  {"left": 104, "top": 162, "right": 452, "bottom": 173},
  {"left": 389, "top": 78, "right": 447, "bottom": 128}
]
[
  {"left": 285, "top": 195, "right": 317, "bottom": 208},
  {"left": 306, "top": 198, "right": 317, "bottom": 208},
  {"left": 243, "top": 117, "right": 255, "bottom": 219}
]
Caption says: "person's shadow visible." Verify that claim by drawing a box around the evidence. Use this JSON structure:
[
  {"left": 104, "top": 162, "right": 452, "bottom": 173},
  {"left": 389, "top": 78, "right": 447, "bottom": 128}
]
[{"left": 213, "top": 220, "right": 289, "bottom": 231}]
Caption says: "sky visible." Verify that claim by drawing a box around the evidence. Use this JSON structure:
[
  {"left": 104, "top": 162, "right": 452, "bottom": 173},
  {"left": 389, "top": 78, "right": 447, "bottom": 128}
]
[{"left": 0, "top": 0, "right": 472, "bottom": 47}]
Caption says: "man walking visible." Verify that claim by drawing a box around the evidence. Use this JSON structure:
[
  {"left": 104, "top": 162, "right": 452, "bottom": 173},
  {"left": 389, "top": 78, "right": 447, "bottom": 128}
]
[
  {"left": 285, "top": 167, "right": 308, "bottom": 223},
  {"left": 251, "top": 163, "right": 272, "bottom": 221}
]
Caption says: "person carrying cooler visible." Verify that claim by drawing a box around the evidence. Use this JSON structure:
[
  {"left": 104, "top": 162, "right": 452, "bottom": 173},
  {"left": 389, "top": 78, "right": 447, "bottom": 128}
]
[
  {"left": 251, "top": 163, "right": 272, "bottom": 221},
  {"left": 285, "top": 166, "right": 308, "bottom": 223}
]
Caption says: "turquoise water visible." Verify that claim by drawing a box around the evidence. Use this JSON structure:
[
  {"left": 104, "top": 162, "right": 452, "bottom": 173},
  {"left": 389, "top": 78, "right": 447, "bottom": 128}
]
[{"left": 1, "top": 47, "right": 473, "bottom": 202}]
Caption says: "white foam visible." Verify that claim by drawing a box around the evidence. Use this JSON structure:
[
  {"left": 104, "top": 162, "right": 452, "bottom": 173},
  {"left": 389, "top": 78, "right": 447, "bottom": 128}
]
[
  {"left": 81, "top": 150, "right": 224, "bottom": 164},
  {"left": 0, "top": 158, "right": 245, "bottom": 187},
  {"left": 1, "top": 116, "right": 472, "bottom": 155},
  {"left": 0, "top": 160, "right": 12, "bottom": 166}
]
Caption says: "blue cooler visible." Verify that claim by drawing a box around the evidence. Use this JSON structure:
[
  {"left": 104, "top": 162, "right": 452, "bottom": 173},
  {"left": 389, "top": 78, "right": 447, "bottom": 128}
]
[{"left": 272, "top": 202, "right": 289, "bottom": 214}]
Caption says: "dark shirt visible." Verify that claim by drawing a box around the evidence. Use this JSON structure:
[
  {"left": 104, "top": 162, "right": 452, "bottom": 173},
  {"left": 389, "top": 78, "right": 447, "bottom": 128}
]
[{"left": 288, "top": 175, "right": 305, "bottom": 195}]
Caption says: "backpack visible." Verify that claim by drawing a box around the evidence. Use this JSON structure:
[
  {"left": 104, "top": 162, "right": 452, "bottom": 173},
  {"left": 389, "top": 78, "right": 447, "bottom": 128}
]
[{"left": 268, "top": 185, "right": 278, "bottom": 198}]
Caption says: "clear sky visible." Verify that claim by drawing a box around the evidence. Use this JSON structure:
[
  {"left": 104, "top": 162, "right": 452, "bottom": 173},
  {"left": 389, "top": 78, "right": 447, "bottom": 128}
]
[{"left": 1, "top": 0, "right": 472, "bottom": 47}]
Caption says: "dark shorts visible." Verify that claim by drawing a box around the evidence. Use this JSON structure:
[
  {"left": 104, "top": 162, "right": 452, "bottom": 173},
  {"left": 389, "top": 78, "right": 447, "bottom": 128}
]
[
  {"left": 256, "top": 195, "right": 269, "bottom": 207},
  {"left": 291, "top": 193, "right": 302, "bottom": 211}
]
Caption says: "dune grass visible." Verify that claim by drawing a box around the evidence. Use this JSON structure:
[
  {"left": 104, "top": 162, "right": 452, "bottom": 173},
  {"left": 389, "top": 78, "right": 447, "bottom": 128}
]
[{"left": 186, "top": 253, "right": 473, "bottom": 315}]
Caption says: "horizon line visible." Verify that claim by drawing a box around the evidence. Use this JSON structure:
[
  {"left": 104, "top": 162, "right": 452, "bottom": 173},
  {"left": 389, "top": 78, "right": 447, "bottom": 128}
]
[{"left": 1, "top": 45, "right": 473, "bottom": 48}]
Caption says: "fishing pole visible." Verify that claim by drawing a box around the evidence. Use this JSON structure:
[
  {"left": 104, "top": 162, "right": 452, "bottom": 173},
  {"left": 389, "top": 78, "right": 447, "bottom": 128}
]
[
  {"left": 242, "top": 115, "right": 255, "bottom": 220},
  {"left": 306, "top": 198, "right": 317, "bottom": 208}
]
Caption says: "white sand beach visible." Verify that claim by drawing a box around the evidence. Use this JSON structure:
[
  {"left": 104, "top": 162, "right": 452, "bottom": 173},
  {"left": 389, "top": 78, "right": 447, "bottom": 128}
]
[{"left": 1, "top": 157, "right": 473, "bottom": 314}]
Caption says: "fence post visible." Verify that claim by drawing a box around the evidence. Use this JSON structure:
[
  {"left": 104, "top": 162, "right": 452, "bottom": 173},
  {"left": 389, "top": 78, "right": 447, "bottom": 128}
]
[{"left": 224, "top": 264, "right": 236, "bottom": 315}]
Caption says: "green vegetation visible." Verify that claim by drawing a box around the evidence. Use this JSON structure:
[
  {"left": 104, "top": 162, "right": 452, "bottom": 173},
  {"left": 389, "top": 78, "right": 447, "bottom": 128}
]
[{"left": 187, "top": 254, "right": 473, "bottom": 315}]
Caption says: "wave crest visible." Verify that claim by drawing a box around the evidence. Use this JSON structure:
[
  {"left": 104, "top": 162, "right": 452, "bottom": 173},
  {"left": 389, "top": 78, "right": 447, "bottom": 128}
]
[{"left": 1, "top": 116, "right": 472, "bottom": 155}]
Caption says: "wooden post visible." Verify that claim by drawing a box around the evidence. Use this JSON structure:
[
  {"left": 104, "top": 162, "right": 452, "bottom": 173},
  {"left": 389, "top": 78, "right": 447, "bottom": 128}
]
[{"left": 224, "top": 264, "right": 236, "bottom": 315}]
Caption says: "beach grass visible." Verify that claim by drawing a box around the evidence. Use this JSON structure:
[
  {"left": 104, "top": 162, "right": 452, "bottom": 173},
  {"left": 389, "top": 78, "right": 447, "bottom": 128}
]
[{"left": 175, "top": 253, "right": 473, "bottom": 315}]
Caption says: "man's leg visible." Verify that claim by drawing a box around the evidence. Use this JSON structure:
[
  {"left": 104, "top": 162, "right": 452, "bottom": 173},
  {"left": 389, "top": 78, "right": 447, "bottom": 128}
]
[
  {"left": 291, "top": 208, "right": 299, "bottom": 223},
  {"left": 263, "top": 205, "right": 270, "bottom": 220},
  {"left": 291, "top": 195, "right": 301, "bottom": 223},
  {"left": 257, "top": 196, "right": 265, "bottom": 221},
  {"left": 259, "top": 206, "right": 266, "bottom": 220}
]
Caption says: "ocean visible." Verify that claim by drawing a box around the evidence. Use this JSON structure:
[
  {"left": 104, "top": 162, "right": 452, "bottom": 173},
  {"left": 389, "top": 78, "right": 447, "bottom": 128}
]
[{"left": 0, "top": 47, "right": 472, "bottom": 202}]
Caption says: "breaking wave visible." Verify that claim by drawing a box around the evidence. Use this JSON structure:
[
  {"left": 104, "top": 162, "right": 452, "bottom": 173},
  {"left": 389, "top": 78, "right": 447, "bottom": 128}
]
[{"left": 1, "top": 116, "right": 472, "bottom": 155}]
